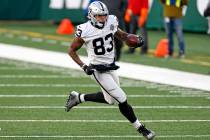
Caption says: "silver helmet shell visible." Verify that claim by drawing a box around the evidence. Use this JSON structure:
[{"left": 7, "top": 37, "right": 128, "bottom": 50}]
[{"left": 87, "top": 1, "right": 109, "bottom": 28}]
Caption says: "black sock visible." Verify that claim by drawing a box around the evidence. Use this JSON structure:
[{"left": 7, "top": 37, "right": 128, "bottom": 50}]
[
  {"left": 118, "top": 101, "right": 137, "bottom": 123},
  {"left": 84, "top": 92, "right": 108, "bottom": 104}
]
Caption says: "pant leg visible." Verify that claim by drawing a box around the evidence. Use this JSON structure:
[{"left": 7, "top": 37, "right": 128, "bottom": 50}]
[
  {"left": 128, "top": 15, "right": 138, "bottom": 53},
  {"left": 115, "top": 18, "right": 124, "bottom": 61},
  {"left": 174, "top": 18, "right": 185, "bottom": 55},
  {"left": 208, "top": 18, "right": 210, "bottom": 34},
  {"left": 110, "top": 70, "right": 120, "bottom": 86},
  {"left": 140, "top": 22, "right": 148, "bottom": 54},
  {"left": 125, "top": 21, "right": 130, "bottom": 33},
  {"left": 114, "top": 37, "right": 123, "bottom": 61},
  {"left": 92, "top": 71, "right": 126, "bottom": 104},
  {"left": 92, "top": 71, "right": 139, "bottom": 124},
  {"left": 164, "top": 18, "right": 174, "bottom": 56}
]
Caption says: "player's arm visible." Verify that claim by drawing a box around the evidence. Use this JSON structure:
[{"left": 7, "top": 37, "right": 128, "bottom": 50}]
[
  {"left": 114, "top": 28, "right": 144, "bottom": 48},
  {"left": 114, "top": 28, "right": 129, "bottom": 41},
  {"left": 68, "top": 37, "right": 85, "bottom": 67},
  {"left": 68, "top": 37, "right": 94, "bottom": 75}
]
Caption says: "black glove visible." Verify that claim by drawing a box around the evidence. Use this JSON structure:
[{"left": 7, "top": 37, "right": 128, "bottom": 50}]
[
  {"left": 136, "top": 36, "right": 144, "bottom": 48},
  {"left": 82, "top": 65, "right": 94, "bottom": 75}
]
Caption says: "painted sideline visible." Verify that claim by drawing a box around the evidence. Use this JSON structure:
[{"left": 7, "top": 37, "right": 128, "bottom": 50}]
[{"left": 0, "top": 43, "right": 210, "bottom": 91}]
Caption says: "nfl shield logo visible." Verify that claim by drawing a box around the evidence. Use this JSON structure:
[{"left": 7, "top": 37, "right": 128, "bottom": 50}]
[{"left": 110, "top": 24, "right": 114, "bottom": 31}]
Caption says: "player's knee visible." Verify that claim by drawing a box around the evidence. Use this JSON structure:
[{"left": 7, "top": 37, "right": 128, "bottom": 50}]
[
  {"left": 104, "top": 95, "right": 126, "bottom": 105},
  {"left": 118, "top": 100, "right": 128, "bottom": 107},
  {"left": 110, "top": 90, "right": 126, "bottom": 104},
  {"left": 106, "top": 99, "right": 116, "bottom": 105},
  {"left": 118, "top": 97, "right": 127, "bottom": 104},
  {"left": 118, "top": 91, "right": 127, "bottom": 104}
]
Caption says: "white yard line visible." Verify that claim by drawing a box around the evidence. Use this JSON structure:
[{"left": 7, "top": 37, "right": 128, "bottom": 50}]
[
  {"left": 0, "top": 84, "right": 98, "bottom": 87},
  {"left": 0, "top": 135, "right": 210, "bottom": 138},
  {"left": 0, "top": 119, "right": 209, "bottom": 123},
  {"left": 0, "top": 83, "right": 208, "bottom": 89},
  {"left": 128, "top": 94, "right": 209, "bottom": 98},
  {"left": 0, "top": 94, "right": 209, "bottom": 98},
  {"left": 0, "top": 84, "right": 173, "bottom": 88},
  {"left": 0, "top": 106, "right": 209, "bottom": 109},
  {"left": 0, "top": 67, "right": 32, "bottom": 70},
  {"left": 0, "top": 43, "right": 210, "bottom": 91},
  {"left": 0, "top": 75, "right": 73, "bottom": 78}
]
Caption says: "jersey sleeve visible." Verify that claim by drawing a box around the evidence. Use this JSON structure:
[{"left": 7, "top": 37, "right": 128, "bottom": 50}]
[
  {"left": 75, "top": 25, "right": 83, "bottom": 38},
  {"left": 75, "top": 23, "right": 89, "bottom": 38},
  {"left": 109, "top": 15, "right": 119, "bottom": 33},
  {"left": 75, "top": 23, "right": 91, "bottom": 42}
]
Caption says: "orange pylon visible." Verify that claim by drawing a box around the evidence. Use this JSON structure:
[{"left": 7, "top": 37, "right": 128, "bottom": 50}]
[
  {"left": 57, "top": 18, "right": 74, "bottom": 35},
  {"left": 155, "top": 39, "right": 169, "bottom": 57}
]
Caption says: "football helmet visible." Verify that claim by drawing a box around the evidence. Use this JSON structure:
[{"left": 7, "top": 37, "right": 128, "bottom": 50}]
[{"left": 87, "top": 1, "right": 109, "bottom": 28}]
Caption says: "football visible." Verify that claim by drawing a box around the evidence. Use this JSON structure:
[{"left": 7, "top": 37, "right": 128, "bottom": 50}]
[{"left": 125, "top": 34, "right": 139, "bottom": 47}]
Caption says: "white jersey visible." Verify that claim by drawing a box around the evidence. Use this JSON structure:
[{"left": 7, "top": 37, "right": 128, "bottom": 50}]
[{"left": 75, "top": 15, "right": 119, "bottom": 65}]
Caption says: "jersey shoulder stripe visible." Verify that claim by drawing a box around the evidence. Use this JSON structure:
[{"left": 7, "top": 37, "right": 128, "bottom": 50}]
[
  {"left": 107, "top": 15, "right": 119, "bottom": 27},
  {"left": 75, "top": 22, "right": 90, "bottom": 38}
]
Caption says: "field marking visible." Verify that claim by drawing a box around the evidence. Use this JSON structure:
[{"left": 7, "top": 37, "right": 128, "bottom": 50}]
[
  {"left": 0, "top": 84, "right": 208, "bottom": 89},
  {"left": 0, "top": 94, "right": 209, "bottom": 98},
  {"left": 0, "top": 84, "right": 98, "bottom": 87},
  {"left": 0, "top": 67, "right": 31, "bottom": 70},
  {"left": 0, "top": 84, "right": 168, "bottom": 88},
  {"left": 0, "top": 119, "right": 209, "bottom": 123},
  {"left": 0, "top": 135, "right": 210, "bottom": 138},
  {"left": 0, "top": 28, "right": 72, "bottom": 42},
  {"left": 0, "top": 75, "right": 75, "bottom": 78},
  {"left": 46, "top": 39, "right": 57, "bottom": 44},
  {"left": 0, "top": 106, "right": 209, "bottom": 109}
]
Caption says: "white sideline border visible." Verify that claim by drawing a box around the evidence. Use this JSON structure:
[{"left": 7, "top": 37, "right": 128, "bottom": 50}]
[{"left": 0, "top": 43, "right": 210, "bottom": 91}]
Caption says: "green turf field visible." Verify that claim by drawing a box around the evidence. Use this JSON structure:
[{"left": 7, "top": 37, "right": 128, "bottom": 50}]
[
  {"left": 0, "top": 22, "right": 210, "bottom": 75},
  {"left": 0, "top": 58, "right": 210, "bottom": 140},
  {"left": 0, "top": 22, "right": 210, "bottom": 139}
]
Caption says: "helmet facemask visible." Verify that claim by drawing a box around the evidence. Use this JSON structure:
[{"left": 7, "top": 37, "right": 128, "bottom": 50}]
[{"left": 87, "top": 1, "right": 109, "bottom": 29}]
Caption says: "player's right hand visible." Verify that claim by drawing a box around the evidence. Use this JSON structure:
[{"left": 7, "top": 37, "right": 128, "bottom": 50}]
[
  {"left": 82, "top": 65, "right": 94, "bottom": 75},
  {"left": 136, "top": 35, "right": 144, "bottom": 47}
]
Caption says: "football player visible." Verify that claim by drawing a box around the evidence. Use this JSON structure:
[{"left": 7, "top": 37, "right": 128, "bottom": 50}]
[{"left": 65, "top": 1, "right": 155, "bottom": 139}]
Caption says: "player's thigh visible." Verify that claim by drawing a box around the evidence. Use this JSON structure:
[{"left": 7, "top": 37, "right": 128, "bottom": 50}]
[
  {"left": 93, "top": 72, "right": 126, "bottom": 103},
  {"left": 110, "top": 71, "right": 120, "bottom": 86},
  {"left": 93, "top": 72, "right": 118, "bottom": 91},
  {"left": 101, "top": 88, "right": 117, "bottom": 105}
]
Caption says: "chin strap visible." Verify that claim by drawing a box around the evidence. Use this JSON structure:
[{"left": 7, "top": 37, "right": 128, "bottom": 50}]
[
  {"left": 90, "top": 21, "right": 105, "bottom": 29},
  {"left": 95, "top": 23, "right": 105, "bottom": 29}
]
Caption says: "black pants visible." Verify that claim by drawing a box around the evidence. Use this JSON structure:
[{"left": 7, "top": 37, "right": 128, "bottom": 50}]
[{"left": 114, "top": 37, "right": 123, "bottom": 61}]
